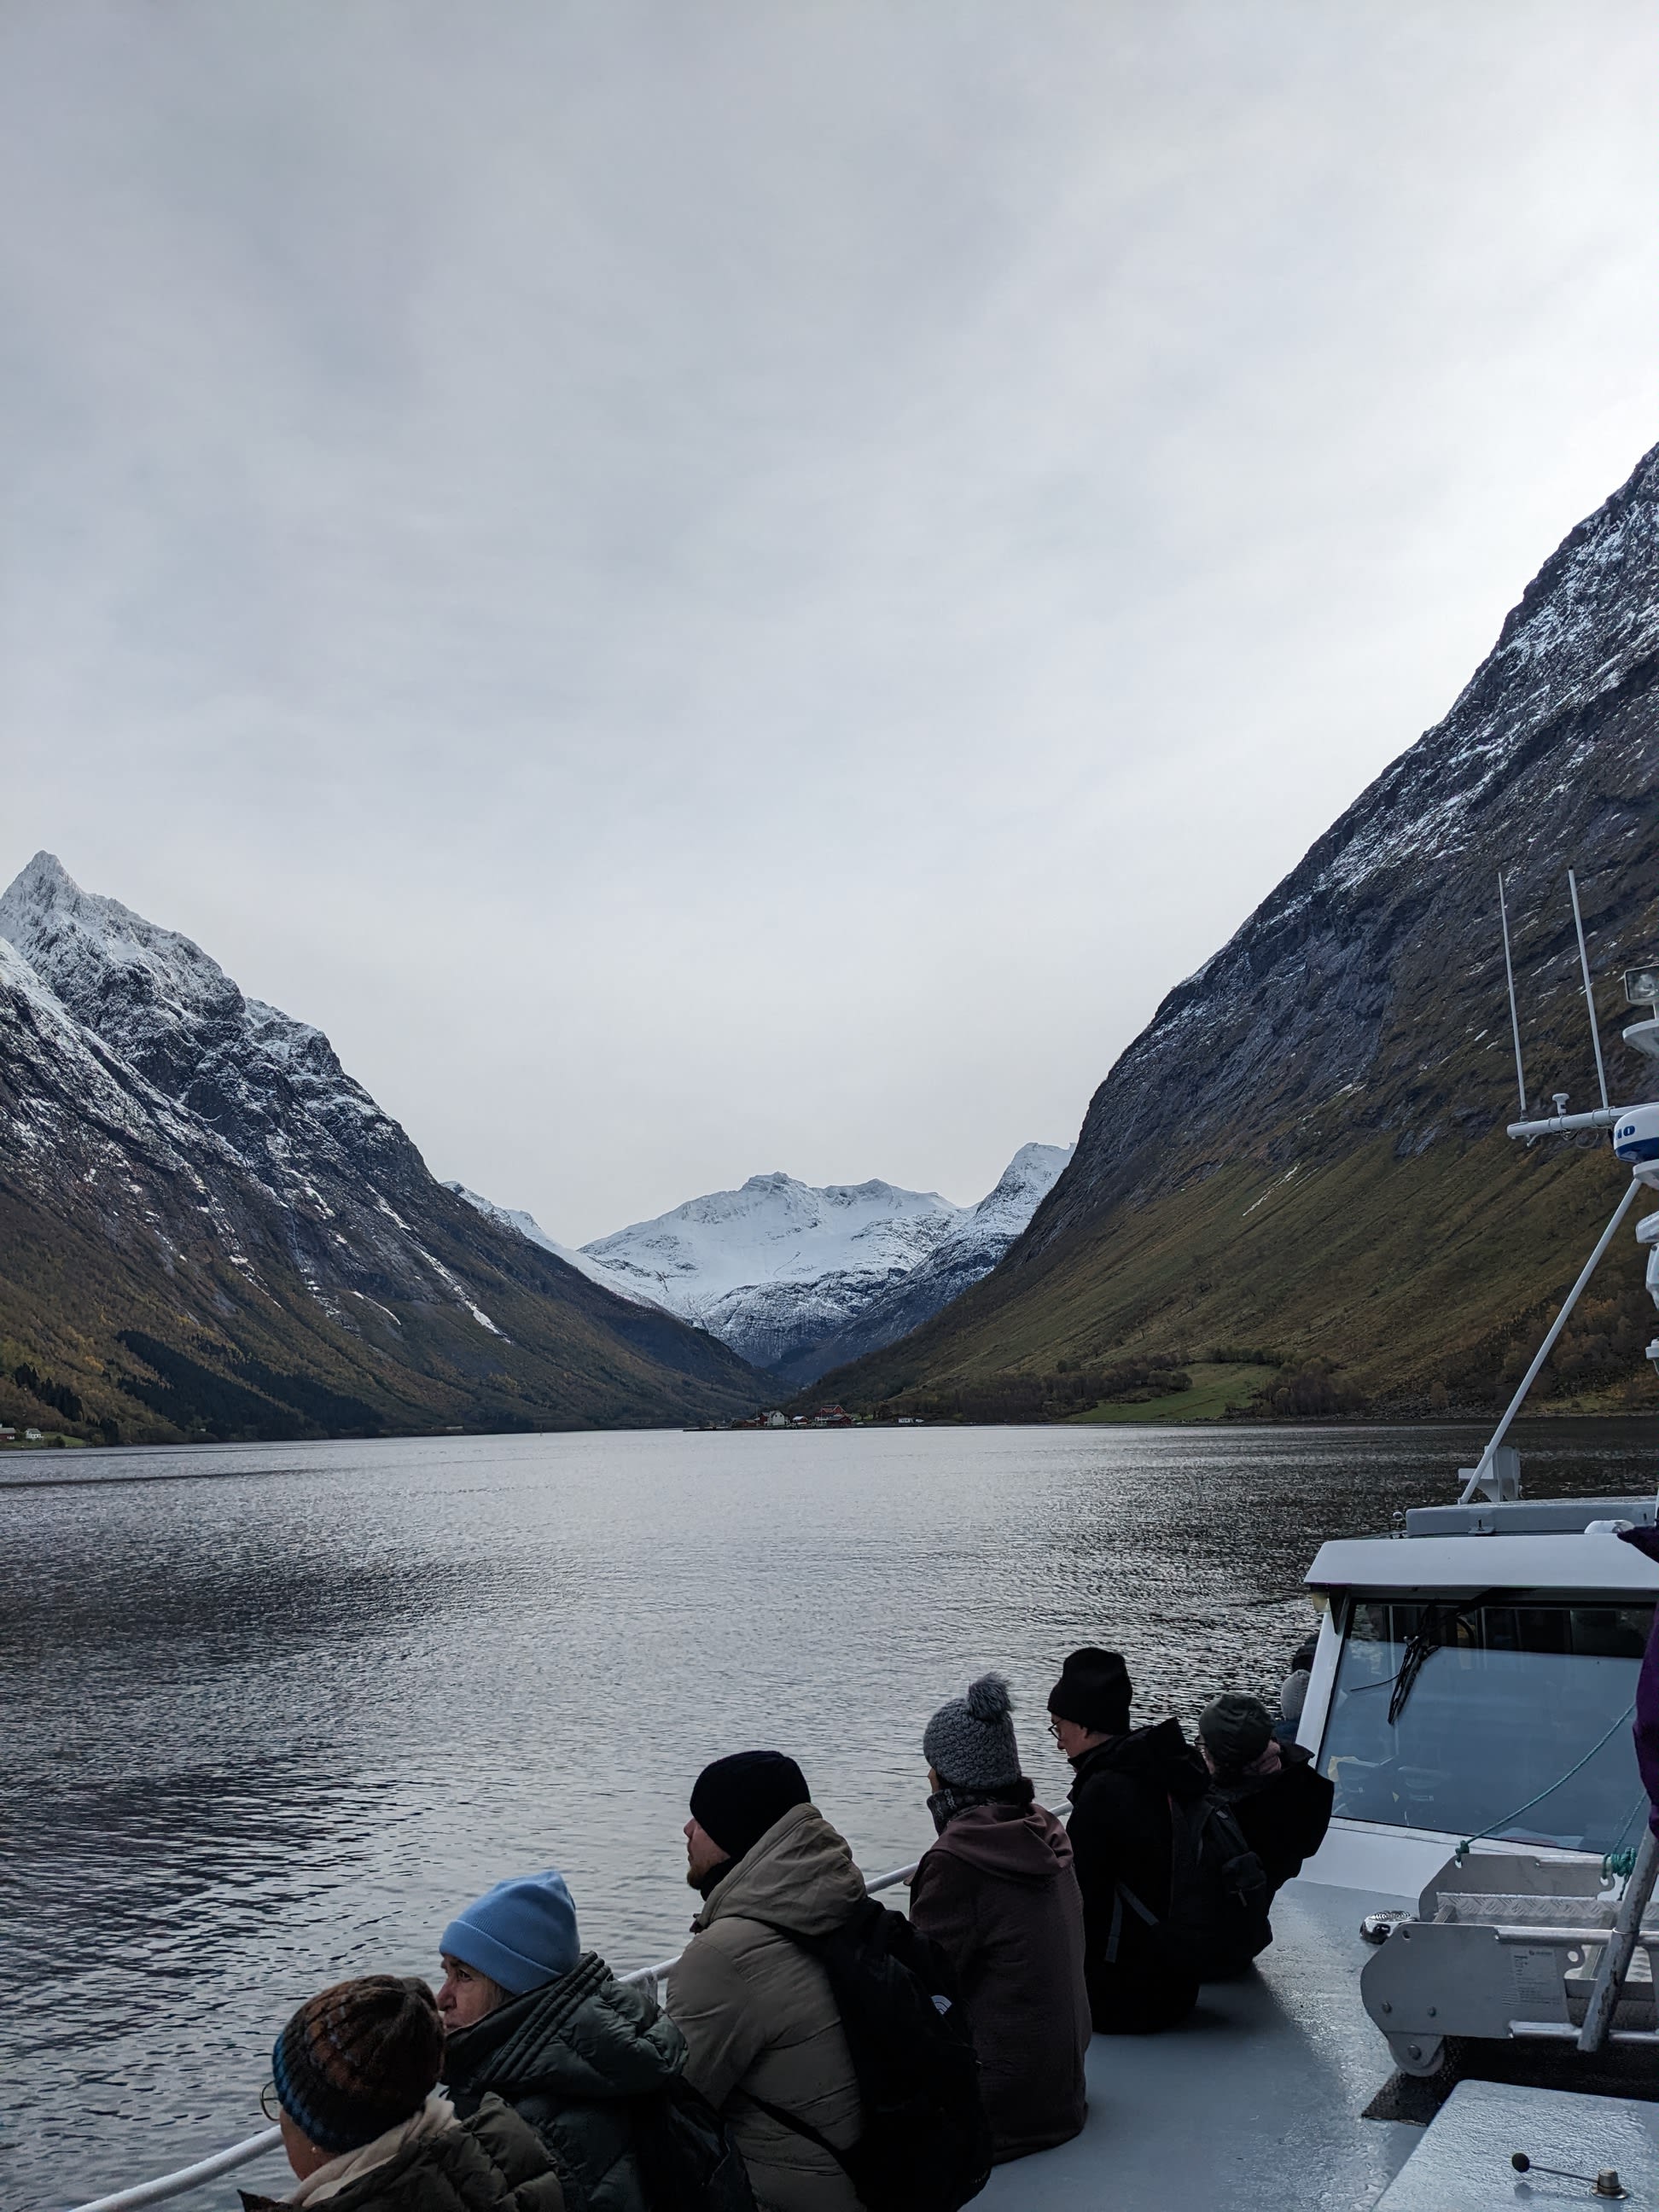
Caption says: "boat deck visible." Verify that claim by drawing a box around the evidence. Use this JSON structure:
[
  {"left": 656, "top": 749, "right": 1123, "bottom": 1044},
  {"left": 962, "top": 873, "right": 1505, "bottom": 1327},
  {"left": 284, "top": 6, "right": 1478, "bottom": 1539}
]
[{"left": 981, "top": 1877, "right": 1421, "bottom": 2209}]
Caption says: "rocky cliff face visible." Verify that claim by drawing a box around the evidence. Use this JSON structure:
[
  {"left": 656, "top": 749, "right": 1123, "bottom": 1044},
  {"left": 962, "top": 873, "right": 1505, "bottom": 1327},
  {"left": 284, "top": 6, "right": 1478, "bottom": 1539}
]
[
  {"left": 0, "top": 857, "right": 763, "bottom": 1440},
  {"left": 822, "top": 445, "right": 1659, "bottom": 1416}
]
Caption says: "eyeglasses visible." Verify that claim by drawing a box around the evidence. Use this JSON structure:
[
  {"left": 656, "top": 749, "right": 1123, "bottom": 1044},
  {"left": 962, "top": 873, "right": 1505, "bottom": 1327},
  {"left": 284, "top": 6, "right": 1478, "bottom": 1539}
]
[
  {"left": 1045, "top": 1714, "right": 1063, "bottom": 1738},
  {"left": 259, "top": 2081, "right": 282, "bottom": 2124}
]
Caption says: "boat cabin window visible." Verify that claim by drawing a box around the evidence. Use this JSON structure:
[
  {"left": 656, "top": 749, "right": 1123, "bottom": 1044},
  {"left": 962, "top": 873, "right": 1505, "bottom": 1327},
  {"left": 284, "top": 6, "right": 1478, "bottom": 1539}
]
[{"left": 1318, "top": 1593, "right": 1651, "bottom": 1854}]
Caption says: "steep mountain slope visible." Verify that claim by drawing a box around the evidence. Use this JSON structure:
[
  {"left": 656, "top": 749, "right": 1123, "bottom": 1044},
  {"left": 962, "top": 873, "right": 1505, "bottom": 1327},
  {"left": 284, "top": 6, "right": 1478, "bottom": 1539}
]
[
  {"left": 0, "top": 857, "right": 763, "bottom": 1440},
  {"left": 820, "top": 445, "right": 1659, "bottom": 1418},
  {"left": 579, "top": 1145, "right": 1071, "bottom": 1382}
]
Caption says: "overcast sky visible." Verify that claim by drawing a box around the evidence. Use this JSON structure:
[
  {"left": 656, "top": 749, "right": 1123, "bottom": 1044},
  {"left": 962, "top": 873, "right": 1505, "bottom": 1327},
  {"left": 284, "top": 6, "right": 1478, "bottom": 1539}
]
[{"left": 3, "top": 3, "right": 1654, "bottom": 1243}]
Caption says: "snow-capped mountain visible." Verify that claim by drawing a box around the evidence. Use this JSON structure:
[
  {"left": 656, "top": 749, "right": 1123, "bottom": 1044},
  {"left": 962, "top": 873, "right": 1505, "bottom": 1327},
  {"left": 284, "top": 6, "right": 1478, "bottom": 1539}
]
[
  {"left": 0, "top": 854, "right": 761, "bottom": 1440},
  {"left": 783, "top": 1143, "right": 1075, "bottom": 1388},
  {"left": 574, "top": 1145, "right": 1073, "bottom": 1383}
]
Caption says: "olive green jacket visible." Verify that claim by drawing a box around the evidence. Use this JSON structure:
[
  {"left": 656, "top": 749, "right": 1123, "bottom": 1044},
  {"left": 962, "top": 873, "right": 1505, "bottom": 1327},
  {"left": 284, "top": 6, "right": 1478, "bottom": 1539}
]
[{"left": 667, "top": 1803, "right": 864, "bottom": 2212}]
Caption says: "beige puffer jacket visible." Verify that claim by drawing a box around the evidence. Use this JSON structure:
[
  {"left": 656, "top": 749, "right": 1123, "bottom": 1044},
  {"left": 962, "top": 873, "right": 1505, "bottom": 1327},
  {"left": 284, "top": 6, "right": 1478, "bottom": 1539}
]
[{"left": 667, "top": 1802, "right": 864, "bottom": 2212}]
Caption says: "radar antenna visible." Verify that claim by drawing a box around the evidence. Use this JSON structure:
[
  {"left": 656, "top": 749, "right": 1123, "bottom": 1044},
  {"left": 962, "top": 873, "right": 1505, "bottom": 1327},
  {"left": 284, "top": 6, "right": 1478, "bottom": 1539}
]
[
  {"left": 1499, "top": 870, "right": 1527, "bottom": 1117},
  {"left": 1569, "top": 868, "right": 1610, "bottom": 1112}
]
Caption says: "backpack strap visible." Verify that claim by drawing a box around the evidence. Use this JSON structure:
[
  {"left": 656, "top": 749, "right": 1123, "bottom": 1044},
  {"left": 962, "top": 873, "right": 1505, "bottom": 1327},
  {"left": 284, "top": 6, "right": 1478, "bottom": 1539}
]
[
  {"left": 1103, "top": 1879, "right": 1160, "bottom": 1962},
  {"left": 742, "top": 2093, "right": 856, "bottom": 2180}
]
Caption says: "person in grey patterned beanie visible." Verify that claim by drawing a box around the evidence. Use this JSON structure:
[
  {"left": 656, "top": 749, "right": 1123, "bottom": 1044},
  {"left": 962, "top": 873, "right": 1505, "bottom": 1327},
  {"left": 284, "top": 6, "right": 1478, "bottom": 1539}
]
[
  {"left": 911, "top": 1673, "right": 1090, "bottom": 2161},
  {"left": 923, "top": 1673, "right": 1026, "bottom": 1830}
]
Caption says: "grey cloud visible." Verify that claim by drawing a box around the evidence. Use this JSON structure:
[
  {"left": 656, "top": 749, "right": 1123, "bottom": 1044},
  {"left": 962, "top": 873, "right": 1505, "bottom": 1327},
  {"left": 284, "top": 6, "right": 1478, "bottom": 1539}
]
[{"left": 1, "top": 0, "right": 1653, "bottom": 1241}]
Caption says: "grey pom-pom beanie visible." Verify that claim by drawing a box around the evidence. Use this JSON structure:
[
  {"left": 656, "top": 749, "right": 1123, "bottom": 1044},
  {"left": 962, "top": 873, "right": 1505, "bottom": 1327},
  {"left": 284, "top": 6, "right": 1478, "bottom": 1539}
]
[{"left": 923, "top": 1673, "right": 1022, "bottom": 1790}]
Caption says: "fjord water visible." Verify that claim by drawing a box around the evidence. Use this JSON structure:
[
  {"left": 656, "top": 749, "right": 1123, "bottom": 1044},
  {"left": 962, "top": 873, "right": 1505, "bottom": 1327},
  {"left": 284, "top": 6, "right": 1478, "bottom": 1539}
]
[{"left": 5, "top": 1417, "right": 1655, "bottom": 2210}]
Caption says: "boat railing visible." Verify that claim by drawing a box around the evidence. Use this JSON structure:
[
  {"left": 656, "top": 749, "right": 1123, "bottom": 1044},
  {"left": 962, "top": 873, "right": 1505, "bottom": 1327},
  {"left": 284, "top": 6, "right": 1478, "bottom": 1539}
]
[{"left": 65, "top": 1860, "right": 921, "bottom": 2212}]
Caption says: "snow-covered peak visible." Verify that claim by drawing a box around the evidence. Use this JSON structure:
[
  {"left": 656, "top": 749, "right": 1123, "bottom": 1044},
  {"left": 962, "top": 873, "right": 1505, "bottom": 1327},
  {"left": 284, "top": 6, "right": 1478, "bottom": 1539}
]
[
  {"left": 951, "top": 1142, "right": 1073, "bottom": 1244},
  {"left": 570, "top": 1144, "right": 1069, "bottom": 1377},
  {"left": 582, "top": 1171, "right": 963, "bottom": 1307},
  {"left": 0, "top": 849, "right": 404, "bottom": 1174},
  {"left": 445, "top": 1183, "right": 663, "bottom": 1308},
  {"left": 0, "top": 850, "right": 245, "bottom": 1039}
]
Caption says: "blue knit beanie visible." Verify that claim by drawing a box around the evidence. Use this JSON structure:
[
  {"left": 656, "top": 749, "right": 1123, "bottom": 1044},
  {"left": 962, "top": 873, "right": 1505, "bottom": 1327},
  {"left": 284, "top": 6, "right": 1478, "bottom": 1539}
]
[{"left": 439, "top": 1871, "right": 580, "bottom": 1995}]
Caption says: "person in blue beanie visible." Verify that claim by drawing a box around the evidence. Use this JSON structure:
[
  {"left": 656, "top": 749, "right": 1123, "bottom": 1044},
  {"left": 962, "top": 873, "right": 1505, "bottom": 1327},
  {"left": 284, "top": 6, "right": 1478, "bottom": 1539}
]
[{"left": 438, "top": 1871, "right": 697, "bottom": 2212}]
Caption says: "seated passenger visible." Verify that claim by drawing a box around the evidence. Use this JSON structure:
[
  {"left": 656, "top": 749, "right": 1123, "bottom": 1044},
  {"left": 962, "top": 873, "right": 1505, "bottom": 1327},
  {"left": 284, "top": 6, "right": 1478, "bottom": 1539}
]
[
  {"left": 1272, "top": 1668, "right": 1310, "bottom": 1747},
  {"left": 666, "top": 1750, "right": 864, "bottom": 2212},
  {"left": 242, "top": 1973, "right": 564, "bottom": 2211},
  {"left": 1047, "top": 1646, "right": 1208, "bottom": 2034},
  {"left": 907, "top": 1673, "right": 1090, "bottom": 2162},
  {"left": 1198, "top": 1691, "right": 1334, "bottom": 1894},
  {"left": 437, "top": 1870, "right": 690, "bottom": 2212}
]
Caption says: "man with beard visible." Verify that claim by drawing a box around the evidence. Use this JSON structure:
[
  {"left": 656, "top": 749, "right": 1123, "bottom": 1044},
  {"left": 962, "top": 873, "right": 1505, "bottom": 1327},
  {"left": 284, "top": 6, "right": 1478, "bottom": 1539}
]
[{"left": 667, "top": 1751, "right": 864, "bottom": 2212}]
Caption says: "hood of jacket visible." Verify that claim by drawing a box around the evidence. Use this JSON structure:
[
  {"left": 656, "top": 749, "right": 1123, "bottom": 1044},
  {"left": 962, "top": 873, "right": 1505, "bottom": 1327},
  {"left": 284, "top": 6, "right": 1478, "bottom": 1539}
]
[
  {"left": 694, "top": 1799, "right": 865, "bottom": 1939},
  {"left": 1069, "top": 1717, "right": 1207, "bottom": 1802},
  {"left": 443, "top": 1953, "right": 681, "bottom": 2104},
  {"left": 928, "top": 1797, "right": 1074, "bottom": 1885}
]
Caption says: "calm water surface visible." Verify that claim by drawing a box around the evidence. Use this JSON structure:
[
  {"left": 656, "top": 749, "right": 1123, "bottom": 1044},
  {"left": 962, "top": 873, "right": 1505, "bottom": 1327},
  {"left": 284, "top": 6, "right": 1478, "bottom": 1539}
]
[{"left": 4, "top": 1417, "right": 1656, "bottom": 2209}]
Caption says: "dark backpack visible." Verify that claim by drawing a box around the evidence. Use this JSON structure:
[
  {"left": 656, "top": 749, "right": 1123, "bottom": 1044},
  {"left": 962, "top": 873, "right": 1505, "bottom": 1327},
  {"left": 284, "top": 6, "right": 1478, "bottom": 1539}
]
[
  {"left": 632, "top": 2071, "right": 760, "bottom": 2212},
  {"left": 1108, "top": 1790, "right": 1271, "bottom": 1980},
  {"left": 750, "top": 1897, "right": 992, "bottom": 2212}
]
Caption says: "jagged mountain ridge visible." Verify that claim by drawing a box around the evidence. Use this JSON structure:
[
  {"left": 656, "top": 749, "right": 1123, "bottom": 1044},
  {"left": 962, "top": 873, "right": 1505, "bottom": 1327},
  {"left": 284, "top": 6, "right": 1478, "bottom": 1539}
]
[
  {"left": 817, "top": 444, "right": 1659, "bottom": 1415},
  {"left": 0, "top": 856, "right": 764, "bottom": 1439},
  {"left": 565, "top": 1143, "right": 1073, "bottom": 1384}
]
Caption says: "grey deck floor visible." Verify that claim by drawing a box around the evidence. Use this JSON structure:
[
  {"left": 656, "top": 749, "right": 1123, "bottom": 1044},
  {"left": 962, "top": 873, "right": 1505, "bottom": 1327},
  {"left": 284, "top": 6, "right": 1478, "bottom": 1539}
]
[{"left": 981, "top": 1881, "right": 1421, "bottom": 2211}]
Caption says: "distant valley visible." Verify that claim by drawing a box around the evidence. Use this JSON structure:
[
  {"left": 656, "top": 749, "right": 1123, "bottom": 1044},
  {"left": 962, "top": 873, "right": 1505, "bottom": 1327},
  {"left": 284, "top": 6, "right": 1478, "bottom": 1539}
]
[
  {"left": 5, "top": 442, "right": 1658, "bottom": 1447},
  {"left": 451, "top": 1142, "right": 1072, "bottom": 1389}
]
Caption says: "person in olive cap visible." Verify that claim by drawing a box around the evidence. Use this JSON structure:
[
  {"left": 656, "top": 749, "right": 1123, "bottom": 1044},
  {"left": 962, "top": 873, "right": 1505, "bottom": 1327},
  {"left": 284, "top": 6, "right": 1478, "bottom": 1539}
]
[
  {"left": 435, "top": 1871, "right": 690, "bottom": 2212},
  {"left": 243, "top": 1973, "right": 565, "bottom": 2211},
  {"left": 1047, "top": 1646, "right": 1208, "bottom": 2034},
  {"left": 667, "top": 1751, "right": 865, "bottom": 2212},
  {"left": 1198, "top": 1690, "right": 1333, "bottom": 1901}
]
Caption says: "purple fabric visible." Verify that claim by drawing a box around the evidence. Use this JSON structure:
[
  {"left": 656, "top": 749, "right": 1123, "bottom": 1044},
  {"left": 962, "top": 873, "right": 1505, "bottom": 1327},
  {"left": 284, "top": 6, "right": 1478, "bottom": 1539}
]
[{"left": 1617, "top": 1526, "right": 1659, "bottom": 1838}]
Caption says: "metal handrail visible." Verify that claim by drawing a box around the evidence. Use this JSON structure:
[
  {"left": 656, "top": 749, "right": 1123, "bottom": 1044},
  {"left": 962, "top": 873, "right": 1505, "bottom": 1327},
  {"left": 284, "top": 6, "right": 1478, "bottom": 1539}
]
[{"left": 66, "top": 1859, "right": 920, "bottom": 2212}]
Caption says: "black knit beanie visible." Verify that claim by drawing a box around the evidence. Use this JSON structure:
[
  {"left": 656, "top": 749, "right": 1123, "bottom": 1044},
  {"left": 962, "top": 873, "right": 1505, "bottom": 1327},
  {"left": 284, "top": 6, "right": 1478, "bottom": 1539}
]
[
  {"left": 1199, "top": 1691, "right": 1272, "bottom": 1776},
  {"left": 1047, "top": 1647, "right": 1132, "bottom": 1734},
  {"left": 690, "top": 1750, "right": 812, "bottom": 1864},
  {"left": 271, "top": 1976, "right": 445, "bottom": 2155}
]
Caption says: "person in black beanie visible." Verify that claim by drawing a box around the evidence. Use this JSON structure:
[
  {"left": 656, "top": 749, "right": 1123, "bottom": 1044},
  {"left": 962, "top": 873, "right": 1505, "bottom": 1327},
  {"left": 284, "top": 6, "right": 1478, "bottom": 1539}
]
[
  {"left": 1048, "top": 1647, "right": 1208, "bottom": 2034},
  {"left": 667, "top": 1752, "right": 865, "bottom": 2211},
  {"left": 684, "top": 1750, "right": 812, "bottom": 1895}
]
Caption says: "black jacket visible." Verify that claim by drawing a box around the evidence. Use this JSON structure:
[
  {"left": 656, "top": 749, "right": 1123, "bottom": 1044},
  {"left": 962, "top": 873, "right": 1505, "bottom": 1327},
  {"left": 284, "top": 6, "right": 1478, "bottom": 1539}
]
[
  {"left": 1065, "top": 1720, "right": 1208, "bottom": 2034},
  {"left": 241, "top": 2097, "right": 564, "bottom": 2212},
  {"left": 1215, "top": 1745, "right": 1335, "bottom": 1893},
  {"left": 445, "top": 1955, "right": 685, "bottom": 2212}
]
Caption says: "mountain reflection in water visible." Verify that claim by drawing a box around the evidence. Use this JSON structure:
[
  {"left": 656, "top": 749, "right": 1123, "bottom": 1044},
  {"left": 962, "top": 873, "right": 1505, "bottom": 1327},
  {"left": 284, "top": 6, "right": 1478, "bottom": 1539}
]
[{"left": 3, "top": 1417, "right": 1654, "bottom": 2210}]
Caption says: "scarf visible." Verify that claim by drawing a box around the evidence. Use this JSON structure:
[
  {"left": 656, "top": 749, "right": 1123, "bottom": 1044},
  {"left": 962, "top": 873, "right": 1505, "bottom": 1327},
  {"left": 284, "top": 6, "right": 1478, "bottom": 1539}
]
[
  {"left": 283, "top": 2094, "right": 456, "bottom": 2205},
  {"left": 927, "top": 1775, "right": 1034, "bottom": 1834}
]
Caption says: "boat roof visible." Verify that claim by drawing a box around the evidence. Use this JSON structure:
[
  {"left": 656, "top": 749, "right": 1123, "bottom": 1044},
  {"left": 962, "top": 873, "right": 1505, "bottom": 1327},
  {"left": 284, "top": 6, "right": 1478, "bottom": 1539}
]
[{"left": 1307, "top": 1498, "right": 1659, "bottom": 1595}]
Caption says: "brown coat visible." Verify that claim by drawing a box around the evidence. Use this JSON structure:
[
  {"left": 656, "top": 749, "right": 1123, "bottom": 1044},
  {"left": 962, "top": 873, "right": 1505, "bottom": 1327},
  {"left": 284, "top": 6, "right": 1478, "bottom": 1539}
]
[
  {"left": 667, "top": 1802, "right": 864, "bottom": 2212},
  {"left": 907, "top": 1799, "right": 1090, "bottom": 2163}
]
